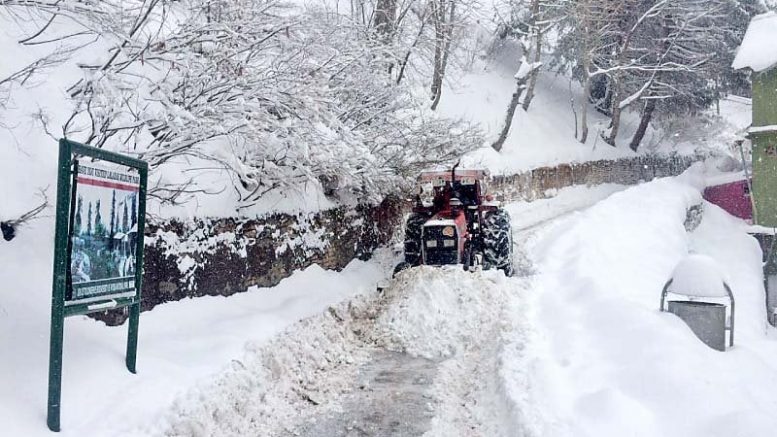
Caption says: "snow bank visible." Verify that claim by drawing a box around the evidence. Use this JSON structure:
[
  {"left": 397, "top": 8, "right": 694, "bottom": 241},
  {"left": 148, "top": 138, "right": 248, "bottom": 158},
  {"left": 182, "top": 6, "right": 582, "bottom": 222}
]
[
  {"left": 374, "top": 266, "right": 514, "bottom": 359},
  {"left": 0, "top": 212, "right": 387, "bottom": 437},
  {"left": 161, "top": 298, "right": 374, "bottom": 437},
  {"left": 521, "top": 173, "right": 777, "bottom": 436},
  {"left": 156, "top": 263, "right": 530, "bottom": 437}
]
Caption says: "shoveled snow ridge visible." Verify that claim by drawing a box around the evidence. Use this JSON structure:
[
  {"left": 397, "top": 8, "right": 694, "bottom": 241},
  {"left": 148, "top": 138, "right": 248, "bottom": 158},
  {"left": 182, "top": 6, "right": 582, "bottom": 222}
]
[{"left": 144, "top": 266, "right": 530, "bottom": 437}]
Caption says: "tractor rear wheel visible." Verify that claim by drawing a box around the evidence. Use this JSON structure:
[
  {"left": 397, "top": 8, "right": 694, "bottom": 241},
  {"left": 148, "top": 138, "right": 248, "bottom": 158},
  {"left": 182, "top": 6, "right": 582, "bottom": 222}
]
[
  {"left": 403, "top": 213, "right": 426, "bottom": 266},
  {"left": 482, "top": 209, "right": 514, "bottom": 276}
]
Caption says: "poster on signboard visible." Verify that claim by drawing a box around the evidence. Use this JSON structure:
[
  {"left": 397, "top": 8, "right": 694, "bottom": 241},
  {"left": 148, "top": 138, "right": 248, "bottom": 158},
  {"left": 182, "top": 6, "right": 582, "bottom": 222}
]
[{"left": 68, "top": 163, "right": 141, "bottom": 302}]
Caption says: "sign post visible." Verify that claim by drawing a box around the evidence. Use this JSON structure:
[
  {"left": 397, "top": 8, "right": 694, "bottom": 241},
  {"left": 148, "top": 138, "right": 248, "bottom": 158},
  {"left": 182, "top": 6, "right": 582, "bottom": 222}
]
[{"left": 47, "top": 139, "right": 148, "bottom": 432}]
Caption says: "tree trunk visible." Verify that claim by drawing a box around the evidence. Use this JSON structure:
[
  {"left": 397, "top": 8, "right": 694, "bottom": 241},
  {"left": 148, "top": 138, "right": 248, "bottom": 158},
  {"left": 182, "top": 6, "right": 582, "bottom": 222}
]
[
  {"left": 396, "top": 12, "right": 428, "bottom": 85},
  {"left": 430, "top": 45, "right": 444, "bottom": 108},
  {"left": 492, "top": 77, "right": 528, "bottom": 152},
  {"left": 430, "top": 0, "right": 455, "bottom": 111},
  {"left": 604, "top": 75, "right": 622, "bottom": 146},
  {"left": 430, "top": 0, "right": 444, "bottom": 99},
  {"left": 580, "top": 75, "right": 591, "bottom": 144},
  {"left": 521, "top": 0, "right": 542, "bottom": 111},
  {"left": 373, "top": 0, "right": 396, "bottom": 43},
  {"left": 373, "top": 0, "right": 396, "bottom": 74},
  {"left": 629, "top": 97, "right": 656, "bottom": 152}
]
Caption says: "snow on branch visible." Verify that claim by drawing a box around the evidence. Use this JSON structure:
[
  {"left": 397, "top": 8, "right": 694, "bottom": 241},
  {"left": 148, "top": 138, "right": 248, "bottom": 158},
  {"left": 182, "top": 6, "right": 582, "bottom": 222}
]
[{"left": 4, "top": 0, "right": 481, "bottom": 209}]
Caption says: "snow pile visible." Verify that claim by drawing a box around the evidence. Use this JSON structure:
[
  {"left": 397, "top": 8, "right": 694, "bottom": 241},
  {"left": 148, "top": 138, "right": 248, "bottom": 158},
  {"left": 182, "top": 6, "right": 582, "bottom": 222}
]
[
  {"left": 0, "top": 215, "right": 386, "bottom": 437},
  {"left": 667, "top": 254, "right": 730, "bottom": 297},
  {"left": 732, "top": 11, "right": 777, "bottom": 72},
  {"left": 161, "top": 299, "right": 375, "bottom": 437},
  {"left": 520, "top": 173, "right": 777, "bottom": 436},
  {"left": 373, "top": 266, "right": 515, "bottom": 359},
  {"left": 158, "top": 264, "right": 531, "bottom": 437},
  {"left": 369, "top": 266, "right": 533, "bottom": 437}
]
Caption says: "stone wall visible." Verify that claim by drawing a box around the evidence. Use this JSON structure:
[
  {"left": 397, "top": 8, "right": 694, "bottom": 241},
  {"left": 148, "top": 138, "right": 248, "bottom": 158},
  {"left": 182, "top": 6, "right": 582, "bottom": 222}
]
[
  {"left": 93, "top": 197, "right": 403, "bottom": 325},
  {"left": 492, "top": 155, "right": 697, "bottom": 202},
  {"left": 92, "top": 154, "right": 699, "bottom": 325}
]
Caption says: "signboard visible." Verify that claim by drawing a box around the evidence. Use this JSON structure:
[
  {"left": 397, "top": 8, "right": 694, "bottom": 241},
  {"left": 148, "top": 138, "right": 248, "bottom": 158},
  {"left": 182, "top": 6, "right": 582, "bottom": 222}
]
[
  {"left": 68, "top": 164, "right": 141, "bottom": 303},
  {"left": 48, "top": 139, "right": 148, "bottom": 432}
]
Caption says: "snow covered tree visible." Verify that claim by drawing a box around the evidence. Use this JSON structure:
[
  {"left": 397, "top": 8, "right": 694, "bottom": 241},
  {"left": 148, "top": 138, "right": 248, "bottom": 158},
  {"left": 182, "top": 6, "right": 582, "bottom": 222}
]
[
  {"left": 550, "top": 0, "right": 620, "bottom": 143},
  {"left": 492, "top": 0, "right": 555, "bottom": 111},
  {"left": 622, "top": 0, "right": 737, "bottom": 150},
  {"left": 491, "top": 60, "right": 541, "bottom": 151},
  {"left": 547, "top": 0, "right": 747, "bottom": 149},
  {"left": 709, "top": 0, "right": 768, "bottom": 99},
  {"left": 4, "top": 0, "right": 481, "bottom": 208}
]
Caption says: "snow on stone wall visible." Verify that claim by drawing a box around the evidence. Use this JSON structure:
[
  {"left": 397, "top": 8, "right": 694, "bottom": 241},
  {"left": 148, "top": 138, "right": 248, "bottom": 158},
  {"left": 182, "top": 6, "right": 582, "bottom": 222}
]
[
  {"left": 91, "top": 199, "right": 403, "bottom": 325},
  {"left": 91, "top": 155, "right": 701, "bottom": 325},
  {"left": 491, "top": 155, "right": 699, "bottom": 202}
]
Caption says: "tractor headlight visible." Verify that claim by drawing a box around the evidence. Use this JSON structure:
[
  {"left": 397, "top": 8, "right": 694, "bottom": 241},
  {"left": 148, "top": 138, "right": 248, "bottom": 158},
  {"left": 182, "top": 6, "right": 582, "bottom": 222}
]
[
  {"left": 443, "top": 240, "right": 455, "bottom": 248},
  {"left": 426, "top": 240, "right": 438, "bottom": 248}
]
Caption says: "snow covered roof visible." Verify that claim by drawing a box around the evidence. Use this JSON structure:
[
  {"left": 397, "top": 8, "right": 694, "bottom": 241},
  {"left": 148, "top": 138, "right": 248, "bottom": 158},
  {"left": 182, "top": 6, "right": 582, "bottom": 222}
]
[{"left": 732, "top": 12, "right": 777, "bottom": 72}]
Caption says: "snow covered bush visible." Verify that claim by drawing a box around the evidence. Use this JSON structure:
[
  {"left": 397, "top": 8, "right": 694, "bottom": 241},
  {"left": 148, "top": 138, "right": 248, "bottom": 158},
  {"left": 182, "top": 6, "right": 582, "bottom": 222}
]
[{"left": 1, "top": 0, "right": 482, "bottom": 212}]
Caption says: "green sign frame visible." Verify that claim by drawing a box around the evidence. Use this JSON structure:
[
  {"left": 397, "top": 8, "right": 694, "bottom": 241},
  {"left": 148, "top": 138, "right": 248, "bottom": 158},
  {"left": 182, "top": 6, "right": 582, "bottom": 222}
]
[{"left": 47, "top": 139, "right": 148, "bottom": 432}]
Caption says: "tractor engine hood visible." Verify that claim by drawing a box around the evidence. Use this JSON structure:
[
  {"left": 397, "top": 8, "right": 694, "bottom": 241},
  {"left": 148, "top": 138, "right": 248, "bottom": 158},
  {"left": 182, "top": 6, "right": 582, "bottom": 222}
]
[
  {"left": 428, "top": 210, "right": 468, "bottom": 236},
  {"left": 421, "top": 211, "right": 468, "bottom": 266}
]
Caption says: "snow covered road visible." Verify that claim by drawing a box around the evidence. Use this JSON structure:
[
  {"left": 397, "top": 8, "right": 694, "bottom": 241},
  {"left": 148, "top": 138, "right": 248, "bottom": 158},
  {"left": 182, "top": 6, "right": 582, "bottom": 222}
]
[
  {"left": 150, "top": 184, "right": 625, "bottom": 437},
  {"left": 16, "top": 177, "right": 775, "bottom": 437},
  {"left": 157, "top": 266, "right": 528, "bottom": 437},
  {"left": 153, "top": 174, "right": 777, "bottom": 437}
]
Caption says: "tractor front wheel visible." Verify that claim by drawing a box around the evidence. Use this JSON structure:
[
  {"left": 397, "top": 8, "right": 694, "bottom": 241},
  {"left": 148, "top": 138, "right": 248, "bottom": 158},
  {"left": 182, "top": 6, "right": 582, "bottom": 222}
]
[
  {"left": 403, "top": 213, "right": 427, "bottom": 266},
  {"left": 482, "top": 209, "right": 514, "bottom": 276}
]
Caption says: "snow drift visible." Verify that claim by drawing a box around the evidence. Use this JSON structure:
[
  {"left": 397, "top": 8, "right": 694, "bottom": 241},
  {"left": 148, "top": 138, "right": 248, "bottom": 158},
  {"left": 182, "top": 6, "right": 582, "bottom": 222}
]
[{"left": 521, "top": 172, "right": 777, "bottom": 437}]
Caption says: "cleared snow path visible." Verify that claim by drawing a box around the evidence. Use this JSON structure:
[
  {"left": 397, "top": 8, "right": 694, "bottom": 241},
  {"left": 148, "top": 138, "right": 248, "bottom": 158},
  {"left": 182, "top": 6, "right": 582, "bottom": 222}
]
[
  {"left": 288, "top": 351, "right": 438, "bottom": 437},
  {"left": 150, "top": 184, "right": 624, "bottom": 437},
  {"left": 157, "top": 266, "right": 523, "bottom": 437}
]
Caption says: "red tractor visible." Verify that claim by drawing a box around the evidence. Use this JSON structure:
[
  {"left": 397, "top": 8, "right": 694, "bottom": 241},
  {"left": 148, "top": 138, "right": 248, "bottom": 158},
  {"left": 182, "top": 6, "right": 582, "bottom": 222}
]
[{"left": 395, "top": 164, "right": 514, "bottom": 276}]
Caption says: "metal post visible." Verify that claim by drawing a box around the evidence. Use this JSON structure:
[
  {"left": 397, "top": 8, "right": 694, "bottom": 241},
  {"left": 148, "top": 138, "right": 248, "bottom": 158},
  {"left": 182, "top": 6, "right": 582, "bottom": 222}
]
[
  {"left": 659, "top": 279, "right": 673, "bottom": 312},
  {"left": 126, "top": 163, "right": 148, "bottom": 373},
  {"left": 126, "top": 303, "right": 140, "bottom": 374},
  {"left": 47, "top": 140, "right": 73, "bottom": 432},
  {"left": 724, "top": 283, "right": 735, "bottom": 347}
]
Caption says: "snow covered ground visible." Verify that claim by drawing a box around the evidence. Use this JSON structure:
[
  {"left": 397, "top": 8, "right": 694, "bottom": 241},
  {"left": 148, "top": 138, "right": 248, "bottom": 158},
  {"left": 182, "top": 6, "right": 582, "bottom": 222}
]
[
  {"left": 0, "top": 216, "right": 390, "bottom": 437},
  {"left": 2, "top": 1, "right": 775, "bottom": 435},
  {"left": 4, "top": 170, "right": 777, "bottom": 436},
  {"left": 0, "top": 182, "right": 615, "bottom": 436},
  {"left": 519, "top": 169, "right": 777, "bottom": 436},
  {"left": 436, "top": 42, "right": 751, "bottom": 175},
  {"left": 155, "top": 172, "right": 777, "bottom": 437}
]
